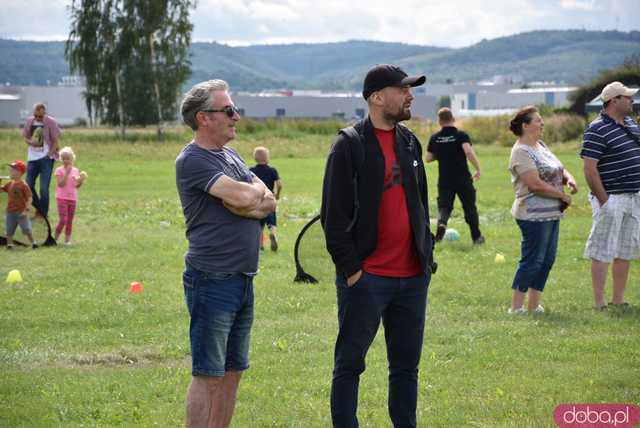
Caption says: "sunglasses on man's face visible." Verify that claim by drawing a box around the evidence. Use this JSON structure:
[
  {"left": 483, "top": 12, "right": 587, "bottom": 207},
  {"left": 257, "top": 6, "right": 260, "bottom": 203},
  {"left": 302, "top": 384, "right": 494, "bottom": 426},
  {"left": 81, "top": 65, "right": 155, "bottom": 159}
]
[{"left": 201, "top": 105, "right": 241, "bottom": 118}]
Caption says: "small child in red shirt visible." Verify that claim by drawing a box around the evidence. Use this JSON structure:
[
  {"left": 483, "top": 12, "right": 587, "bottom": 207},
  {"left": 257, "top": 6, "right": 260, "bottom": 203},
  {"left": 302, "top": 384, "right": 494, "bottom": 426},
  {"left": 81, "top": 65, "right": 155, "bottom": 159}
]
[{"left": 0, "top": 160, "right": 38, "bottom": 249}]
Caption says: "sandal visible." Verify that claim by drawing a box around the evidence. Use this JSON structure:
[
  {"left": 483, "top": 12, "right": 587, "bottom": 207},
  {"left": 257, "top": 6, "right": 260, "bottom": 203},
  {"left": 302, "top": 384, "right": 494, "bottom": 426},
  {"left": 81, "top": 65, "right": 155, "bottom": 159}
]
[{"left": 608, "top": 302, "right": 630, "bottom": 308}]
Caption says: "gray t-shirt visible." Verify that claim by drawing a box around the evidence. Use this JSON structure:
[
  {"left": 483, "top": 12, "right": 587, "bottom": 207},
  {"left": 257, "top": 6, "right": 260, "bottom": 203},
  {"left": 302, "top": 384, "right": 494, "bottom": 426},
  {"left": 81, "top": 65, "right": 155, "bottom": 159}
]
[
  {"left": 175, "top": 142, "right": 261, "bottom": 274},
  {"left": 509, "top": 141, "right": 565, "bottom": 221}
]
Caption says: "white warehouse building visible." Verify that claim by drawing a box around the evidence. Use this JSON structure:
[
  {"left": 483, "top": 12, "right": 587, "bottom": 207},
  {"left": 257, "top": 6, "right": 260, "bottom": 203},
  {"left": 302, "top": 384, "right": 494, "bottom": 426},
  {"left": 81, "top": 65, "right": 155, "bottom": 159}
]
[
  {"left": 233, "top": 93, "right": 438, "bottom": 121},
  {"left": 451, "top": 87, "right": 576, "bottom": 117},
  {"left": 0, "top": 85, "right": 89, "bottom": 126}
]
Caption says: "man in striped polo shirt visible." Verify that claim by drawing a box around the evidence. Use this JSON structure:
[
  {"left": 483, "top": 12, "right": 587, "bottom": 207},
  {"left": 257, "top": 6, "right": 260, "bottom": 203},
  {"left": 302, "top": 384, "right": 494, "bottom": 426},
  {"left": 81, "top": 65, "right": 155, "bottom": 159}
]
[{"left": 581, "top": 81, "right": 640, "bottom": 310}]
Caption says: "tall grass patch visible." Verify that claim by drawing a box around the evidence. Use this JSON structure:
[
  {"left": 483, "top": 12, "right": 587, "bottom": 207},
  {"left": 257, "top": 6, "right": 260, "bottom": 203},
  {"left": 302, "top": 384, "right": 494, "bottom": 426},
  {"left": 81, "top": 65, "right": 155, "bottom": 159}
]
[{"left": 457, "top": 113, "right": 586, "bottom": 146}]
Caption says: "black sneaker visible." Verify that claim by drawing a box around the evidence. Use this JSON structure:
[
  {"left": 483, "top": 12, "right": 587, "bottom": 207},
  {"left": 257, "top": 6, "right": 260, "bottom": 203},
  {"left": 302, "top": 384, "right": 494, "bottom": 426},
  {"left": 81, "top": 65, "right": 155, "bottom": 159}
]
[
  {"left": 473, "top": 236, "right": 486, "bottom": 245},
  {"left": 434, "top": 224, "right": 446, "bottom": 242},
  {"left": 269, "top": 234, "right": 278, "bottom": 252},
  {"left": 32, "top": 243, "right": 38, "bottom": 249},
  {"left": 6, "top": 245, "right": 14, "bottom": 250}
]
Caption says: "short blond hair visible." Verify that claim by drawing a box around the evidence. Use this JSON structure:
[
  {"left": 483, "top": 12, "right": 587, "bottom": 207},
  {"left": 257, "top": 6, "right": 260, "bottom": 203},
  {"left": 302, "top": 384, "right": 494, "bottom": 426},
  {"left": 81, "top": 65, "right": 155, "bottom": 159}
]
[
  {"left": 59, "top": 146, "right": 76, "bottom": 161},
  {"left": 33, "top": 103, "right": 46, "bottom": 114},
  {"left": 253, "top": 146, "right": 269, "bottom": 163}
]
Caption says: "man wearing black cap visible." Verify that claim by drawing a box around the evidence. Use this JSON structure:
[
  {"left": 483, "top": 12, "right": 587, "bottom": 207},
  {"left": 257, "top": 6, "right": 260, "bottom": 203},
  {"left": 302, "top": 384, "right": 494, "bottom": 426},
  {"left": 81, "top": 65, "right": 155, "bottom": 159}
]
[{"left": 321, "top": 64, "right": 434, "bottom": 428}]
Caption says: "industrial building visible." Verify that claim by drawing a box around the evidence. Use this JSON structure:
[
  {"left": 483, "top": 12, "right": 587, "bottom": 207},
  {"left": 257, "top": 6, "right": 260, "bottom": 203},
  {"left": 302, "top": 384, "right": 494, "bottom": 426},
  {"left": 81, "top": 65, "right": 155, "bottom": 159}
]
[
  {"left": 451, "top": 86, "right": 577, "bottom": 117},
  {"left": 0, "top": 81, "right": 586, "bottom": 127}
]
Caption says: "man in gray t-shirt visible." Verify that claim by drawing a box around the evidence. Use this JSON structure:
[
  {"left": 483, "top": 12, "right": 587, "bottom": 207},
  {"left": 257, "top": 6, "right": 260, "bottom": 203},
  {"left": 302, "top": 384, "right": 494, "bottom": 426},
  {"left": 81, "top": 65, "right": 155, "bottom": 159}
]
[
  {"left": 175, "top": 79, "right": 276, "bottom": 428},
  {"left": 176, "top": 144, "right": 262, "bottom": 273}
]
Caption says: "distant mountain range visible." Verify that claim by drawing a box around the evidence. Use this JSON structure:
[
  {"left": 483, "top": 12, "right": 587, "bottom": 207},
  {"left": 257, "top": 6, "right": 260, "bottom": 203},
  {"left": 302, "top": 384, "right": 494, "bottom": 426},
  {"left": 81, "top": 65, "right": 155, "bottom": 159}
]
[{"left": 1, "top": 30, "right": 638, "bottom": 92}]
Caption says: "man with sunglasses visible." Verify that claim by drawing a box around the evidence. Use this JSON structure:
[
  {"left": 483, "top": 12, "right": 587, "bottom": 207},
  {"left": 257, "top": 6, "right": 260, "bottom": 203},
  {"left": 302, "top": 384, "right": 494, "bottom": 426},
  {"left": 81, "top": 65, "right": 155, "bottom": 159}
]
[
  {"left": 321, "top": 65, "right": 434, "bottom": 427},
  {"left": 581, "top": 81, "right": 640, "bottom": 310},
  {"left": 176, "top": 80, "right": 276, "bottom": 428},
  {"left": 21, "top": 103, "right": 61, "bottom": 218}
]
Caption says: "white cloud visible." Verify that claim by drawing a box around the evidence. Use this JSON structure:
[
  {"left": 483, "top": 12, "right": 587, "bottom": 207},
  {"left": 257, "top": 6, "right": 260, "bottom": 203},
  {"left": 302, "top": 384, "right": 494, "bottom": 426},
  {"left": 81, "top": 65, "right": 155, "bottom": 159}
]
[
  {"left": 191, "top": 0, "right": 557, "bottom": 47},
  {"left": 560, "top": 0, "right": 597, "bottom": 10},
  {"left": 0, "top": 0, "right": 638, "bottom": 46},
  {"left": 0, "top": 0, "right": 70, "bottom": 40}
]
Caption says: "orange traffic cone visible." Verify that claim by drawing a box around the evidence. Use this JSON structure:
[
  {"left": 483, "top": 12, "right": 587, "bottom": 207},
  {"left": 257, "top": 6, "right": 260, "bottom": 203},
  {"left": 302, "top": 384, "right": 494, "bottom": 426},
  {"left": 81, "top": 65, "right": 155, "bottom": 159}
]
[{"left": 129, "top": 281, "right": 142, "bottom": 293}]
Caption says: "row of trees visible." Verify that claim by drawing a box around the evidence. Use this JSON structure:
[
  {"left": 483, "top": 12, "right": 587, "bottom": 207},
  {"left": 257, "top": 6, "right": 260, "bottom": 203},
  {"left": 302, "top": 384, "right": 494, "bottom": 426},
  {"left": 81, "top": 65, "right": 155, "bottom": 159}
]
[
  {"left": 569, "top": 55, "right": 640, "bottom": 116},
  {"left": 65, "top": 0, "right": 194, "bottom": 137}
]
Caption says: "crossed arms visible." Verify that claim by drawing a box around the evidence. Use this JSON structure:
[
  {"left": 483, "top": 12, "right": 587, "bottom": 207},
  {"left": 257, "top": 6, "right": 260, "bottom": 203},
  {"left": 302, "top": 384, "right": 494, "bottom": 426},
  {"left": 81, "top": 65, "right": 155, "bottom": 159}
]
[{"left": 209, "top": 175, "right": 276, "bottom": 219}]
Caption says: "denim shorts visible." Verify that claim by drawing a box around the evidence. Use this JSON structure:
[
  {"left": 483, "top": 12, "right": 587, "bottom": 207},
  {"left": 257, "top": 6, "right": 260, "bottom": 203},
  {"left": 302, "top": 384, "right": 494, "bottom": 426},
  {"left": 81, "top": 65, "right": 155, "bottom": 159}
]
[
  {"left": 6, "top": 212, "right": 31, "bottom": 236},
  {"left": 183, "top": 264, "right": 254, "bottom": 377}
]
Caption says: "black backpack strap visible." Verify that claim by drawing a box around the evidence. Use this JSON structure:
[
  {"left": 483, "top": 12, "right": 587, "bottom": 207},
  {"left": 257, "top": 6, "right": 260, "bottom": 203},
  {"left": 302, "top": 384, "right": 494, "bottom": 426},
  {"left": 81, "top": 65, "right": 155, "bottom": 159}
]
[{"left": 339, "top": 125, "right": 364, "bottom": 232}]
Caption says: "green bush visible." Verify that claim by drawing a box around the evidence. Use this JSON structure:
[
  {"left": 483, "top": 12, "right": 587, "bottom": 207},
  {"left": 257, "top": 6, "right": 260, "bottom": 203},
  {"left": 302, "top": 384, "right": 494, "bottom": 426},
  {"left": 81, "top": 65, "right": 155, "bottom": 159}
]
[
  {"left": 569, "top": 56, "right": 640, "bottom": 116},
  {"left": 235, "top": 118, "right": 347, "bottom": 138},
  {"left": 456, "top": 113, "right": 585, "bottom": 146},
  {"left": 541, "top": 114, "right": 587, "bottom": 144},
  {"left": 458, "top": 116, "right": 514, "bottom": 146}
]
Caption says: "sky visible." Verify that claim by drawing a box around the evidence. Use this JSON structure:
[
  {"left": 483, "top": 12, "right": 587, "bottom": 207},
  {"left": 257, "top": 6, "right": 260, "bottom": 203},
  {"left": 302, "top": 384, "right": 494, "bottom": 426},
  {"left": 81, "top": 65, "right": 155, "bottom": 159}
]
[{"left": 0, "top": 0, "right": 638, "bottom": 48}]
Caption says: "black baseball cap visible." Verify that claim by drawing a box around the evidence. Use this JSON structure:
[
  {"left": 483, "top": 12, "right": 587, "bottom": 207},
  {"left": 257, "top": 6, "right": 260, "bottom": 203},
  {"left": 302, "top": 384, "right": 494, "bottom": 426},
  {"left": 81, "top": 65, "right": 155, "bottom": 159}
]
[{"left": 362, "top": 64, "right": 426, "bottom": 100}]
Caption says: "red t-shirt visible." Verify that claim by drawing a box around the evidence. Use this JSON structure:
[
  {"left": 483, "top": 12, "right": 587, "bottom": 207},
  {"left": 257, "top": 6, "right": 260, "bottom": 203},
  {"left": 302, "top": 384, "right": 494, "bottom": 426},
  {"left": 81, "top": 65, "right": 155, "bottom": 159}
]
[
  {"left": 2, "top": 180, "right": 32, "bottom": 213},
  {"left": 362, "top": 127, "right": 422, "bottom": 277}
]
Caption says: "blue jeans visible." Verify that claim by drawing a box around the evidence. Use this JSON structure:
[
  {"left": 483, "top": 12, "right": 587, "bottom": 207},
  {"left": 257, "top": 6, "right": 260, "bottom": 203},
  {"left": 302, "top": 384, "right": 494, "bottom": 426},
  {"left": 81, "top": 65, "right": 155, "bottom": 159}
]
[
  {"left": 512, "top": 219, "right": 560, "bottom": 293},
  {"left": 26, "top": 157, "right": 54, "bottom": 217},
  {"left": 183, "top": 264, "right": 254, "bottom": 377},
  {"left": 331, "top": 271, "right": 430, "bottom": 428}
]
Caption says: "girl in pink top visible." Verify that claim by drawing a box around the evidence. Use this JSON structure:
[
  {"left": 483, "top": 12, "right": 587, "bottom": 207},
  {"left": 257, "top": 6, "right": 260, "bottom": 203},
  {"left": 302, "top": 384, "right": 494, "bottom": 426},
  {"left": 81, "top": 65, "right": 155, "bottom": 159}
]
[{"left": 54, "top": 147, "right": 87, "bottom": 245}]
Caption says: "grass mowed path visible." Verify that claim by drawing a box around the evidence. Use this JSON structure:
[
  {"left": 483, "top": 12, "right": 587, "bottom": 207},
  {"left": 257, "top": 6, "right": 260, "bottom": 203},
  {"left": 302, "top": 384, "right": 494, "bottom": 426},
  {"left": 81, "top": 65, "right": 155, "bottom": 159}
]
[{"left": 0, "top": 128, "right": 638, "bottom": 427}]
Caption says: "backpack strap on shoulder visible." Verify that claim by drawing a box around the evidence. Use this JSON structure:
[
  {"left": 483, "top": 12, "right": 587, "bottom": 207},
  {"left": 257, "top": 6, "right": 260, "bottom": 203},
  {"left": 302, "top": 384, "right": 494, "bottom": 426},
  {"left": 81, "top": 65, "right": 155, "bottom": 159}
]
[{"left": 338, "top": 125, "right": 364, "bottom": 232}]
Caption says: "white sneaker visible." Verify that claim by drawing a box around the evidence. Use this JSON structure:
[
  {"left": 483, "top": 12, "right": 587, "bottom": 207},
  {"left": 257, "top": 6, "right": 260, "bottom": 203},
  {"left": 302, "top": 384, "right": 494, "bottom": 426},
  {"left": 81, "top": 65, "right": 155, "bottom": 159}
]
[
  {"left": 533, "top": 305, "right": 545, "bottom": 314},
  {"left": 508, "top": 307, "right": 528, "bottom": 315},
  {"left": 64, "top": 241, "right": 72, "bottom": 247}
]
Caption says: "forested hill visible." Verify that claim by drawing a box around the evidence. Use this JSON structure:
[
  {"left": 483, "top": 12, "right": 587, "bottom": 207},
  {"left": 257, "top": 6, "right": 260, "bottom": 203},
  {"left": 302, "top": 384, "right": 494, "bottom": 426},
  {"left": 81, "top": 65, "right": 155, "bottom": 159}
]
[{"left": 1, "top": 30, "right": 638, "bottom": 91}]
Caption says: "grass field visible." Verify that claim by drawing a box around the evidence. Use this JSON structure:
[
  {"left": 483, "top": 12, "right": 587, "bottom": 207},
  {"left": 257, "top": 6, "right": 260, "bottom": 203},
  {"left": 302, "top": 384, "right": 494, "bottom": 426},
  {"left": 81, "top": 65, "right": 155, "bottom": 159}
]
[{"left": 0, "top": 124, "right": 638, "bottom": 427}]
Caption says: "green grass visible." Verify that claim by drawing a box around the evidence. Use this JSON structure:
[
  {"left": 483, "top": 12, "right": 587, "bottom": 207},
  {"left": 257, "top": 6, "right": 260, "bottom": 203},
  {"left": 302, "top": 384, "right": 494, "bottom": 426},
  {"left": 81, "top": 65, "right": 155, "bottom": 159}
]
[{"left": 0, "top": 127, "right": 638, "bottom": 427}]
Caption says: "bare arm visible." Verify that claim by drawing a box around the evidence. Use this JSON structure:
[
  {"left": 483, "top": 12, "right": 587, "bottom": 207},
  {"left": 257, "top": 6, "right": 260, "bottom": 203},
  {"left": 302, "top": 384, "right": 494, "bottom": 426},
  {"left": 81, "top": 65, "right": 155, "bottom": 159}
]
[
  {"left": 519, "top": 169, "right": 572, "bottom": 206},
  {"left": 562, "top": 169, "right": 578, "bottom": 194},
  {"left": 274, "top": 179, "right": 282, "bottom": 200},
  {"left": 57, "top": 169, "right": 70, "bottom": 188},
  {"left": 462, "top": 143, "right": 481, "bottom": 180},
  {"left": 425, "top": 151, "right": 436, "bottom": 163},
  {"left": 208, "top": 175, "right": 266, "bottom": 210},
  {"left": 583, "top": 158, "right": 608, "bottom": 206},
  {"left": 24, "top": 196, "right": 33, "bottom": 215},
  {"left": 224, "top": 189, "right": 276, "bottom": 219},
  {"left": 48, "top": 138, "right": 60, "bottom": 157}
]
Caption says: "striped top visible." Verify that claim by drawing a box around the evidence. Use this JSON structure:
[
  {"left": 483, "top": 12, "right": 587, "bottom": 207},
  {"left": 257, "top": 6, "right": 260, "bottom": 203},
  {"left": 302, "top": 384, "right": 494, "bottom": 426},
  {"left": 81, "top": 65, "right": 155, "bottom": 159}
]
[{"left": 580, "top": 112, "right": 640, "bottom": 194}]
